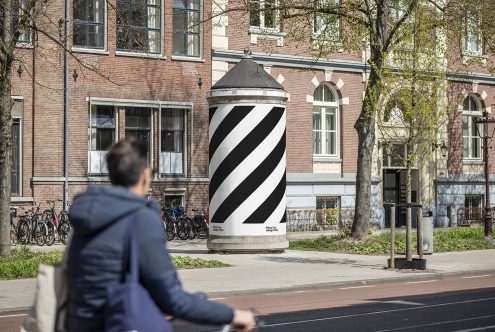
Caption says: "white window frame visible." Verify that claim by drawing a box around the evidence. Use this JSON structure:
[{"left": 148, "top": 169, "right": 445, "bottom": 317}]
[
  {"left": 462, "top": 96, "right": 482, "bottom": 160},
  {"left": 72, "top": 0, "right": 108, "bottom": 53},
  {"left": 115, "top": 0, "right": 165, "bottom": 57},
  {"left": 172, "top": 0, "right": 203, "bottom": 59},
  {"left": 313, "top": 84, "right": 339, "bottom": 158},
  {"left": 462, "top": 12, "right": 482, "bottom": 56},
  {"left": 159, "top": 108, "right": 186, "bottom": 176},
  {"left": 124, "top": 107, "right": 154, "bottom": 165},
  {"left": 15, "top": 0, "right": 32, "bottom": 47},
  {"left": 312, "top": 0, "right": 339, "bottom": 41},
  {"left": 11, "top": 97, "right": 23, "bottom": 196},
  {"left": 88, "top": 104, "right": 118, "bottom": 175},
  {"left": 250, "top": 0, "right": 280, "bottom": 33}
]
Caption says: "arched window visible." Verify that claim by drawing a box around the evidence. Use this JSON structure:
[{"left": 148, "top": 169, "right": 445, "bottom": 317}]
[
  {"left": 384, "top": 98, "right": 405, "bottom": 123},
  {"left": 462, "top": 95, "right": 482, "bottom": 159},
  {"left": 313, "top": 84, "right": 339, "bottom": 156}
]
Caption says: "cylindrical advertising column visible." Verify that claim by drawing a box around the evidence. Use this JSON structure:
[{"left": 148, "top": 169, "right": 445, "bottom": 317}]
[{"left": 206, "top": 52, "right": 289, "bottom": 252}]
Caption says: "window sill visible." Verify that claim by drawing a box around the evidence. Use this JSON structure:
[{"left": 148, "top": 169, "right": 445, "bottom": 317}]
[
  {"left": 463, "top": 159, "right": 484, "bottom": 165},
  {"left": 171, "top": 55, "right": 205, "bottom": 63},
  {"left": 11, "top": 196, "right": 34, "bottom": 203},
  {"left": 72, "top": 47, "right": 109, "bottom": 55},
  {"left": 15, "top": 43, "right": 33, "bottom": 49},
  {"left": 313, "top": 156, "right": 341, "bottom": 163},
  {"left": 115, "top": 51, "right": 166, "bottom": 60},
  {"left": 462, "top": 52, "right": 488, "bottom": 66},
  {"left": 249, "top": 27, "right": 286, "bottom": 46},
  {"left": 311, "top": 34, "right": 342, "bottom": 51}
]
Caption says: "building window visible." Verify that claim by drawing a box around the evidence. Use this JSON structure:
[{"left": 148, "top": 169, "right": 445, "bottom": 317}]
[
  {"left": 249, "top": 0, "right": 279, "bottom": 31},
  {"left": 125, "top": 108, "right": 152, "bottom": 160},
  {"left": 462, "top": 96, "right": 482, "bottom": 160},
  {"left": 313, "top": 84, "right": 338, "bottom": 156},
  {"left": 13, "top": 0, "right": 32, "bottom": 44},
  {"left": 383, "top": 143, "right": 407, "bottom": 168},
  {"left": 11, "top": 119, "right": 21, "bottom": 196},
  {"left": 462, "top": 13, "right": 482, "bottom": 55},
  {"left": 89, "top": 105, "right": 116, "bottom": 174},
  {"left": 313, "top": 0, "right": 339, "bottom": 41},
  {"left": 160, "top": 109, "right": 184, "bottom": 175},
  {"left": 172, "top": 0, "right": 201, "bottom": 57},
  {"left": 464, "top": 194, "right": 483, "bottom": 223},
  {"left": 384, "top": 97, "right": 405, "bottom": 123},
  {"left": 116, "top": 0, "right": 161, "bottom": 54},
  {"left": 163, "top": 193, "right": 184, "bottom": 208},
  {"left": 73, "top": 0, "right": 105, "bottom": 49}
]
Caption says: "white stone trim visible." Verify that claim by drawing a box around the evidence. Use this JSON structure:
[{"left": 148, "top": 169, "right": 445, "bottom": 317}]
[
  {"left": 325, "top": 70, "right": 332, "bottom": 82},
  {"left": 486, "top": 106, "right": 492, "bottom": 114},
  {"left": 336, "top": 78, "right": 344, "bottom": 90},
  {"left": 311, "top": 76, "right": 320, "bottom": 87},
  {"left": 472, "top": 81, "right": 479, "bottom": 93},
  {"left": 306, "top": 95, "right": 314, "bottom": 103},
  {"left": 340, "top": 97, "right": 349, "bottom": 105},
  {"left": 276, "top": 74, "right": 285, "bottom": 84},
  {"left": 481, "top": 90, "right": 488, "bottom": 100}
]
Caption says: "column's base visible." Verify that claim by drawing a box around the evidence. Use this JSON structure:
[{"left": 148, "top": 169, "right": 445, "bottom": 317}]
[{"left": 207, "top": 234, "right": 289, "bottom": 253}]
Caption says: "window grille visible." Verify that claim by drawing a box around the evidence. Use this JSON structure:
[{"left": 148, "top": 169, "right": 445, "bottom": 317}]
[{"left": 464, "top": 195, "right": 483, "bottom": 222}]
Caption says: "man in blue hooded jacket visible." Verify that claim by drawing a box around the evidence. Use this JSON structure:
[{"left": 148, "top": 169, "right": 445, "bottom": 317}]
[{"left": 68, "top": 139, "right": 255, "bottom": 331}]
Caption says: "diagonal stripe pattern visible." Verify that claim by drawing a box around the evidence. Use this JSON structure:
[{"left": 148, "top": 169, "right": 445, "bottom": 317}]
[{"left": 208, "top": 104, "right": 286, "bottom": 226}]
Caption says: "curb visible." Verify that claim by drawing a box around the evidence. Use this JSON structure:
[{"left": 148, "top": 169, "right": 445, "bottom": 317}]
[
  {"left": 1, "top": 269, "right": 494, "bottom": 315},
  {"left": 202, "top": 268, "right": 495, "bottom": 298}
]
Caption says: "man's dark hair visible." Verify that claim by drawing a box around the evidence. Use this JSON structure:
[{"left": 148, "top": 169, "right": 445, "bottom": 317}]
[{"left": 106, "top": 139, "right": 148, "bottom": 187}]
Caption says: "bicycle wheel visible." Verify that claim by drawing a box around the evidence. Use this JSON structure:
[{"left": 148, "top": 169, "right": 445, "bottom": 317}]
[
  {"left": 34, "top": 222, "right": 47, "bottom": 246},
  {"left": 177, "top": 218, "right": 192, "bottom": 240},
  {"left": 58, "top": 220, "right": 71, "bottom": 244},
  {"left": 165, "top": 220, "right": 176, "bottom": 241},
  {"left": 194, "top": 217, "right": 208, "bottom": 239},
  {"left": 17, "top": 219, "right": 30, "bottom": 245},
  {"left": 45, "top": 221, "right": 56, "bottom": 246},
  {"left": 10, "top": 223, "right": 16, "bottom": 245},
  {"left": 187, "top": 218, "right": 196, "bottom": 240}
]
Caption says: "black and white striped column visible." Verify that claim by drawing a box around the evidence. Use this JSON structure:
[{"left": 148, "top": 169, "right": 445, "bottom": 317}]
[
  {"left": 208, "top": 104, "right": 287, "bottom": 234},
  {"left": 206, "top": 51, "right": 289, "bottom": 252}
]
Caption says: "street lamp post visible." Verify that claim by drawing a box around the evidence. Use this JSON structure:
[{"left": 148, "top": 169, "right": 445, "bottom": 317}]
[{"left": 474, "top": 111, "right": 495, "bottom": 239}]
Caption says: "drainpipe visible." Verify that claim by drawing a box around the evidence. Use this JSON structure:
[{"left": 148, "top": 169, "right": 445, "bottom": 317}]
[{"left": 63, "top": 0, "right": 70, "bottom": 210}]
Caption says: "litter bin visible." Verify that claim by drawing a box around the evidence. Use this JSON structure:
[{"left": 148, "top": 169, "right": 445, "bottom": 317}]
[{"left": 422, "top": 211, "right": 434, "bottom": 254}]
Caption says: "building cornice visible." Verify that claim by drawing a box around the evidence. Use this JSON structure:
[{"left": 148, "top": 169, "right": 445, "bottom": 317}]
[{"left": 213, "top": 49, "right": 495, "bottom": 85}]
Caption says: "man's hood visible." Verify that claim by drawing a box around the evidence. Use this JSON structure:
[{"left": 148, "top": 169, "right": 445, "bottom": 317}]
[{"left": 69, "top": 185, "right": 155, "bottom": 235}]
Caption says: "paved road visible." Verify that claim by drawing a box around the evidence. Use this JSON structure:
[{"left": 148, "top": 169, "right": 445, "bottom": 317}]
[
  {"left": 173, "top": 274, "right": 495, "bottom": 332},
  {"left": 2, "top": 274, "right": 494, "bottom": 331}
]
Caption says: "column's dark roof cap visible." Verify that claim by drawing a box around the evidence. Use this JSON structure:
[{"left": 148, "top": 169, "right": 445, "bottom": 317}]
[{"left": 212, "top": 49, "right": 284, "bottom": 90}]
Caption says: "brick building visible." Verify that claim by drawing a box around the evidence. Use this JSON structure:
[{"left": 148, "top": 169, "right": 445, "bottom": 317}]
[
  {"left": 211, "top": 0, "right": 495, "bottom": 228},
  {"left": 11, "top": 0, "right": 213, "bottom": 214},
  {"left": 9, "top": 0, "right": 495, "bottom": 228}
]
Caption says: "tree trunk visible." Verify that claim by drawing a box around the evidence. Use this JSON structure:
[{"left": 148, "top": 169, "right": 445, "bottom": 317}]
[
  {"left": 351, "top": 68, "right": 380, "bottom": 240},
  {"left": 0, "top": 79, "right": 13, "bottom": 257}
]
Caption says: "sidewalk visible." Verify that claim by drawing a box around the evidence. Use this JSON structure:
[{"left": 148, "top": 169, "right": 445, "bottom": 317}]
[{"left": 2, "top": 239, "right": 495, "bottom": 313}]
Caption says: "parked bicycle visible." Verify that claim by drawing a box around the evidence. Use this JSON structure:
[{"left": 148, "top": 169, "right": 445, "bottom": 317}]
[
  {"left": 160, "top": 200, "right": 193, "bottom": 241},
  {"left": 16, "top": 201, "right": 47, "bottom": 246},
  {"left": 191, "top": 208, "right": 209, "bottom": 239},
  {"left": 41, "top": 200, "right": 72, "bottom": 246}
]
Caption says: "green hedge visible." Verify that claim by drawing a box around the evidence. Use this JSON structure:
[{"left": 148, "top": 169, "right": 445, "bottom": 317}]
[
  {"left": 0, "top": 247, "right": 229, "bottom": 280},
  {"left": 289, "top": 226, "right": 495, "bottom": 255}
]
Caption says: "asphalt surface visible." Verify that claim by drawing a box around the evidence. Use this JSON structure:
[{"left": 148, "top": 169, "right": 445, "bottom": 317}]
[
  {"left": 2, "top": 273, "right": 494, "bottom": 332},
  {"left": 173, "top": 275, "right": 495, "bottom": 332}
]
